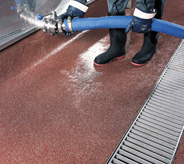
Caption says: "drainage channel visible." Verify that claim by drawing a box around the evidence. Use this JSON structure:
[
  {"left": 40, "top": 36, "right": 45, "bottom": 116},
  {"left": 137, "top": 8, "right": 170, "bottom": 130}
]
[{"left": 107, "top": 40, "right": 184, "bottom": 164}]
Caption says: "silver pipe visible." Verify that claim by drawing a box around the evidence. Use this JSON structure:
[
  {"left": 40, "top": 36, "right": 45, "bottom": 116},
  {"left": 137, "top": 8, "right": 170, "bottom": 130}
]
[{"left": 17, "top": 4, "right": 59, "bottom": 36}]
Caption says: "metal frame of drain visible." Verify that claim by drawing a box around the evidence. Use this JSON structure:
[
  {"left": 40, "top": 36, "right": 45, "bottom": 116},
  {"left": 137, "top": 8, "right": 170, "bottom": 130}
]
[{"left": 107, "top": 40, "right": 184, "bottom": 164}]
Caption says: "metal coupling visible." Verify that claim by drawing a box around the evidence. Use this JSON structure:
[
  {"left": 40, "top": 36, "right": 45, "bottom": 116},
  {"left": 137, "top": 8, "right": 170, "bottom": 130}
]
[
  {"left": 42, "top": 18, "right": 58, "bottom": 36},
  {"left": 57, "top": 19, "right": 65, "bottom": 33},
  {"left": 41, "top": 11, "right": 58, "bottom": 36}
]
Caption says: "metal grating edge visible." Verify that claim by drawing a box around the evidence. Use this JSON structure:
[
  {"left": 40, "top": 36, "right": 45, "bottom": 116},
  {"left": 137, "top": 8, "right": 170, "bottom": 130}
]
[{"left": 107, "top": 40, "right": 184, "bottom": 164}]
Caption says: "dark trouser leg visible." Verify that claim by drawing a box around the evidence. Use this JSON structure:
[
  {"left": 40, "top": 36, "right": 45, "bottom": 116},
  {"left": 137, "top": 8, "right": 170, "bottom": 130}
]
[{"left": 107, "top": 0, "right": 130, "bottom": 14}]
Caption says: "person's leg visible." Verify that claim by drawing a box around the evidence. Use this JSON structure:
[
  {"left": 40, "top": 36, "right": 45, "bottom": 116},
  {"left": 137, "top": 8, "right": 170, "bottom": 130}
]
[
  {"left": 131, "top": 0, "right": 167, "bottom": 66},
  {"left": 94, "top": 0, "right": 129, "bottom": 66},
  {"left": 107, "top": 0, "right": 129, "bottom": 14}
]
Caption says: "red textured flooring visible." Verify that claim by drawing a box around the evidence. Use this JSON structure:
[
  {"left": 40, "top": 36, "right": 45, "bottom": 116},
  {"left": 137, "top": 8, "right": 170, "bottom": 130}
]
[{"left": 0, "top": 0, "right": 184, "bottom": 163}]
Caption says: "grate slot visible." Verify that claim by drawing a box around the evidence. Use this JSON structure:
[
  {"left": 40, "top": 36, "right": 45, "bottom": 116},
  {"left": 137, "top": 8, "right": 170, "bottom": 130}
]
[
  {"left": 160, "top": 79, "right": 184, "bottom": 88},
  {"left": 164, "top": 69, "right": 184, "bottom": 75},
  {"left": 151, "top": 94, "right": 184, "bottom": 107},
  {"left": 126, "top": 137, "right": 172, "bottom": 159},
  {"left": 161, "top": 76, "right": 184, "bottom": 85},
  {"left": 148, "top": 95, "right": 184, "bottom": 115},
  {"left": 115, "top": 154, "right": 140, "bottom": 164},
  {"left": 154, "top": 89, "right": 184, "bottom": 100},
  {"left": 130, "top": 129, "right": 175, "bottom": 149},
  {"left": 157, "top": 85, "right": 184, "bottom": 94},
  {"left": 161, "top": 74, "right": 184, "bottom": 81},
  {"left": 157, "top": 82, "right": 184, "bottom": 93},
  {"left": 107, "top": 40, "right": 184, "bottom": 164},
  {"left": 135, "top": 121, "right": 178, "bottom": 141},
  {"left": 124, "top": 141, "right": 170, "bottom": 163},
  {"left": 156, "top": 85, "right": 184, "bottom": 98},
  {"left": 145, "top": 104, "right": 184, "bottom": 122},
  {"left": 157, "top": 81, "right": 184, "bottom": 90},
  {"left": 141, "top": 111, "right": 183, "bottom": 129},
  {"left": 137, "top": 119, "right": 180, "bottom": 137},
  {"left": 166, "top": 70, "right": 184, "bottom": 76},
  {"left": 152, "top": 92, "right": 184, "bottom": 105},
  {"left": 139, "top": 114, "right": 181, "bottom": 133},
  {"left": 133, "top": 125, "right": 177, "bottom": 145},
  {"left": 128, "top": 133, "right": 173, "bottom": 154},
  {"left": 162, "top": 71, "right": 184, "bottom": 80},
  {"left": 149, "top": 97, "right": 184, "bottom": 110},
  {"left": 148, "top": 100, "right": 184, "bottom": 117},
  {"left": 112, "top": 158, "right": 127, "bottom": 164},
  {"left": 120, "top": 145, "right": 166, "bottom": 164},
  {"left": 118, "top": 149, "right": 153, "bottom": 164}
]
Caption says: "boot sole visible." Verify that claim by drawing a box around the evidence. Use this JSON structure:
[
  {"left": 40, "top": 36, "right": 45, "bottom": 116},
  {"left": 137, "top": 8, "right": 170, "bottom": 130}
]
[
  {"left": 131, "top": 61, "right": 149, "bottom": 66},
  {"left": 94, "top": 55, "right": 125, "bottom": 67}
]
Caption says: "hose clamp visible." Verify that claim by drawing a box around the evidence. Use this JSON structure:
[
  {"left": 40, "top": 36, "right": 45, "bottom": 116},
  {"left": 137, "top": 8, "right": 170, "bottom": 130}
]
[{"left": 67, "top": 16, "right": 73, "bottom": 33}]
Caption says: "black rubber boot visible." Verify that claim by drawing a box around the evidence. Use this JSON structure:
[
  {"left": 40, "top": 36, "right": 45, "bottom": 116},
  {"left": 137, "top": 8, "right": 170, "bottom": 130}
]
[
  {"left": 131, "top": 31, "right": 159, "bottom": 66},
  {"left": 94, "top": 13, "right": 127, "bottom": 66}
]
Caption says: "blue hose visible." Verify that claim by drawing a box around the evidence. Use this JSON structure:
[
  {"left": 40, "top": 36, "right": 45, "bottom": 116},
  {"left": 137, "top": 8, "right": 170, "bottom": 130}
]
[{"left": 64, "top": 16, "right": 184, "bottom": 39}]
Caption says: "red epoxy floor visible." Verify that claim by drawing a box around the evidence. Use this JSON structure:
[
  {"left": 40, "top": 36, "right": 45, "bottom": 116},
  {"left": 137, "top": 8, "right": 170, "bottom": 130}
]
[{"left": 0, "top": 0, "right": 184, "bottom": 163}]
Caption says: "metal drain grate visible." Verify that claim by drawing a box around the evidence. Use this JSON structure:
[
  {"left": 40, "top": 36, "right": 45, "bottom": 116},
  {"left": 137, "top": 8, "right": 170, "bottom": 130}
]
[{"left": 107, "top": 40, "right": 184, "bottom": 164}]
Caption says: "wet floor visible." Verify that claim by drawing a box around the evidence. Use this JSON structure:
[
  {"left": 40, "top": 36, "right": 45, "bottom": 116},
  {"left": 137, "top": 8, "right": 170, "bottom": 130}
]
[{"left": 0, "top": 0, "right": 184, "bottom": 163}]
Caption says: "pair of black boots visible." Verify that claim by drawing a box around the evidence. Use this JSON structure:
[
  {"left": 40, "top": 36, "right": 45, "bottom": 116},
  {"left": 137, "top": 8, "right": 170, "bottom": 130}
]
[{"left": 94, "top": 13, "right": 159, "bottom": 66}]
